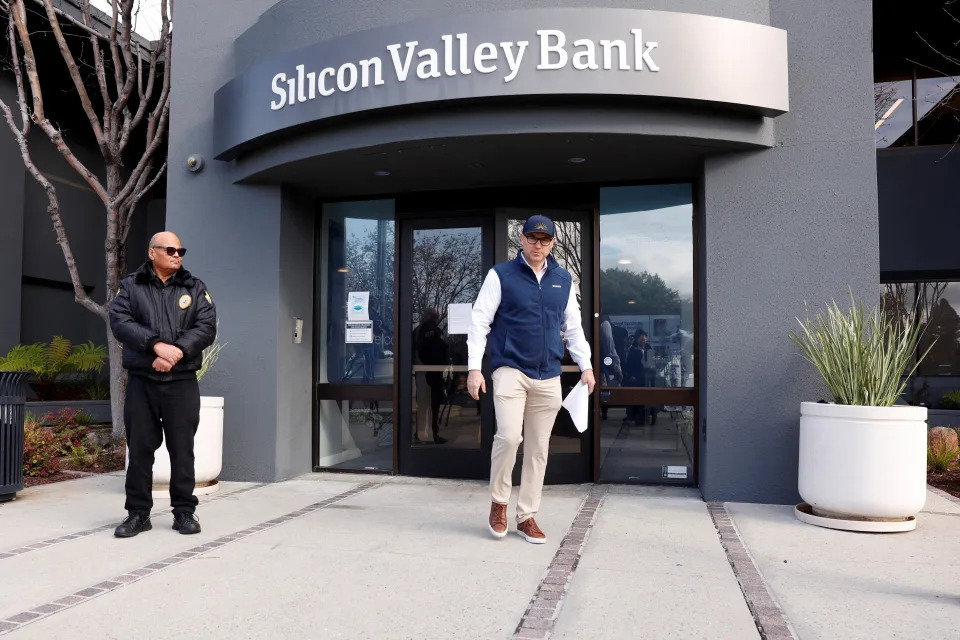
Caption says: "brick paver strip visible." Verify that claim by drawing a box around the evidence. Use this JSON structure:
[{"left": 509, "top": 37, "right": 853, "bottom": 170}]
[
  {"left": 512, "top": 486, "right": 606, "bottom": 640},
  {"left": 0, "top": 483, "right": 269, "bottom": 561},
  {"left": 706, "top": 502, "right": 798, "bottom": 640},
  {"left": 0, "top": 482, "right": 380, "bottom": 636}
]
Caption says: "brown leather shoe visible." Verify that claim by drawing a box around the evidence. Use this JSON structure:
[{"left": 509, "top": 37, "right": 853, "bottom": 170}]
[
  {"left": 517, "top": 517, "right": 547, "bottom": 544},
  {"left": 488, "top": 502, "right": 508, "bottom": 538}
]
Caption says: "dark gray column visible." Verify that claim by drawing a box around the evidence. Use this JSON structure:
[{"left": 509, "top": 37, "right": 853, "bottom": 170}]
[
  {"left": 699, "top": 0, "right": 879, "bottom": 503},
  {"left": 166, "top": 0, "right": 288, "bottom": 482}
]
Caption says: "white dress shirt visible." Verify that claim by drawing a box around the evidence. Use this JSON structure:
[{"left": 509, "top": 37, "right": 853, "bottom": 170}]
[{"left": 467, "top": 253, "right": 593, "bottom": 373}]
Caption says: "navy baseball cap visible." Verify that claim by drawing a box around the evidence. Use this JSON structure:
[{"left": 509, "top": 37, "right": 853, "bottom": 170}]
[{"left": 522, "top": 215, "right": 556, "bottom": 237}]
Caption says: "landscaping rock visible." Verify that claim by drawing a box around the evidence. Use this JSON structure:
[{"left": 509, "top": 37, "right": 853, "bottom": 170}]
[{"left": 928, "top": 426, "right": 959, "bottom": 452}]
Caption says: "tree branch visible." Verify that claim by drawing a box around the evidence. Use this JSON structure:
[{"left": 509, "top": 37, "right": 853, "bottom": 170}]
[
  {"left": 7, "top": 10, "right": 30, "bottom": 137},
  {"left": 36, "top": 0, "right": 110, "bottom": 159},
  {"left": 25, "top": 0, "right": 102, "bottom": 39},
  {"left": 81, "top": 0, "right": 113, "bottom": 145},
  {"left": 0, "top": 97, "right": 102, "bottom": 318}
]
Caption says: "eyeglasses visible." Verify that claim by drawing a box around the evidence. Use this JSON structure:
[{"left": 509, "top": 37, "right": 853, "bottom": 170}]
[
  {"left": 524, "top": 234, "right": 554, "bottom": 247},
  {"left": 153, "top": 246, "right": 187, "bottom": 257}
]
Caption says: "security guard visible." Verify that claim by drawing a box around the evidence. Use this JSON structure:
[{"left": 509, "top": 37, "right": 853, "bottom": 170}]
[
  {"left": 467, "top": 215, "right": 595, "bottom": 544},
  {"left": 109, "top": 231, "right": 217, "bottom": 537}
]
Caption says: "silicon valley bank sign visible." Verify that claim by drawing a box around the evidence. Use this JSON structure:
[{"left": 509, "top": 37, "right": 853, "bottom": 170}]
[
  {"left": 214, "top": 9, "right": 789, "bottom": 159},
  {"left": 270, "top": 29, "right": 661, "bottom": 110}
]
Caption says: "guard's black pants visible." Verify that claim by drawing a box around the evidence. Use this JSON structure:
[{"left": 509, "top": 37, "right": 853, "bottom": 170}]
[{"left": 124, "top": 375, "right": 200, "bottom": 515}]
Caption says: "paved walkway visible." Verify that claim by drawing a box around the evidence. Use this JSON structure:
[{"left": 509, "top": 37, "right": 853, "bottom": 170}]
[{"left": 0, "top": 473, "right": 957, "bottom": 639}]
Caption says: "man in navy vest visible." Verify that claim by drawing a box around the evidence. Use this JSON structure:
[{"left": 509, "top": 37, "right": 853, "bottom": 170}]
[{"left": 467, "top": 215, "right": 595, "bottom": 543}]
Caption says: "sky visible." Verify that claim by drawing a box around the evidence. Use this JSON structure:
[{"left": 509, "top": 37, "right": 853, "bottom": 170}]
[
  {"left": 89, "top": 0, "right": 164, "bottom": 41},
  {"left": 599, "top": 204, "right": 694, "bottom": 299}
]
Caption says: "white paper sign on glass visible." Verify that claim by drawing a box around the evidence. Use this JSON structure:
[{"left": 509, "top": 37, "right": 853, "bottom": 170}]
[
  {"left": 561, "top": 380, "right": 589, "bottom": 433},
  {"left": 447, "top": 303, "right": 474, "bottom": 335},
  {"left": 345, "top": 320, "right": 373, "bottom": 343},
  {"left": 347, "top": 291, "right": 369, "bottom": 321}
]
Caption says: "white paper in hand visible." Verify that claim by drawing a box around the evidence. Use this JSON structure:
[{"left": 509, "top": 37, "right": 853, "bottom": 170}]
[{"left": 561, "top": 381, "right": 590, "bottom": 433}]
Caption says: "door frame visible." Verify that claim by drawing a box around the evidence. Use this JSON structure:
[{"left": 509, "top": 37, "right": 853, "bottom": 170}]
[{"left": 396, "top": 211, "right": 496, "bottom": 479}]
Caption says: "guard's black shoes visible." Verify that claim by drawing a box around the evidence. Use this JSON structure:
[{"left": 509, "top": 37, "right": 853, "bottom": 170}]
[
  {"left": 172, "top": 512, "right": 201, "bottom": 535},
  {"left": 114, "top": 512, "right": 152, "bottom": 538}
]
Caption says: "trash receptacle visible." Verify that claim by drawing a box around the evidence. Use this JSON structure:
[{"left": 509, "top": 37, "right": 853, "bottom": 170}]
[{"left": 0, "top": 371, "right": 30, "bottom": 503}]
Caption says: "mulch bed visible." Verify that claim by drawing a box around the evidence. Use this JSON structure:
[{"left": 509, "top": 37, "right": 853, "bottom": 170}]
[
  {"left": 928, "top": 469, "right": 960, "bottom": 500},
  {"left": 23, "top": 471, "right": 85, "bottom": 487}
]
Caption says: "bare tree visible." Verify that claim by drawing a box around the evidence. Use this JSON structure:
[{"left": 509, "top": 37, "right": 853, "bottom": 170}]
[
  {"left": 411, "top": 230, "right": 482, "bottom": 326},
  {"left": 0, "top": 0, "right": 172, "bottom": 436}
]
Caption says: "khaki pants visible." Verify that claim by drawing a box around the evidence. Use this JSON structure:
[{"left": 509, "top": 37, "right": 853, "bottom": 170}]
[{"left": 489, "top": 366, "right": 562, "bottom": 523}]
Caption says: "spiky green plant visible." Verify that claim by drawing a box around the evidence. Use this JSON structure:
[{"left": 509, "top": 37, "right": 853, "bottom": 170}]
[
  {"left": 790, "top": 292, "right": 933, "bottom": 407},
  {"left": 927, "top": 444, "right": 959, "bottom": 473},
  {"left": 197, "top": 322, "right": 227, "bottom": 383}
]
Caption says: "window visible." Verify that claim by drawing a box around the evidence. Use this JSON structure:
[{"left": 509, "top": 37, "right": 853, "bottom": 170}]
[
  {"left": 319, "top": 200, "right": 395, "bottom": 385},
  {"left": 599, "top": 184, "right": 695, "bottom": 389},
  {"left": 875, "top": 69, "right": 960, "bottom": 148},
  {"left": 881, "top": 281, "right": 960, "bottom": 377}
]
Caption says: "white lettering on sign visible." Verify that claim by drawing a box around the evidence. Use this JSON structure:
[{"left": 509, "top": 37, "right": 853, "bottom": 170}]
[{"left": 269, "top": 28, "right": 659, "bottom": 110}]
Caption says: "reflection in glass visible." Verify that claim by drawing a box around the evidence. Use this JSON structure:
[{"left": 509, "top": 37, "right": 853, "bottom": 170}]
[
  {"left": 916, "top": 76, "right": 960, "bottom": 147},
  {"left": 598, "top": 404, "right": 695, "bottom": 483},
  {"left": 917, "top": 282, "right": 960, "bottom": 376},
  {"left": 599, "top": 185, "right": 694, "bottom": 390},
  {"left": 321, "top": 200, "right": 395, "bottom": 384},
  {"left": 317, "top": 400, "right": 393, "bottom": 470},
  {"left": 411, "top": 227, "right": 483, "bottom": 448},
  {"left": 874, "top": 80, "right": 914, "bottom": 148}
]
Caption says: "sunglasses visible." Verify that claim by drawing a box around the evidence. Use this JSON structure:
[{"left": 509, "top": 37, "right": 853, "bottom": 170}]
[{"left": 153, "top": 245, "right": 187, "bottom": 257}]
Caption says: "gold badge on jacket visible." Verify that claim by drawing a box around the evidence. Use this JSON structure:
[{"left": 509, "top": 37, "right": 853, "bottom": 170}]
[{"left": 179, "top": 294, "right": 192, "bottom": 309}]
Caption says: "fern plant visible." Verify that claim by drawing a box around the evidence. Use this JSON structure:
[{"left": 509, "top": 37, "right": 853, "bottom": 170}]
[
  {"left": 790, "top": 292, "right": 933, "bottom": 407},
  {"left": 0, "top": 337, "right": 107, "bottom": 399}
]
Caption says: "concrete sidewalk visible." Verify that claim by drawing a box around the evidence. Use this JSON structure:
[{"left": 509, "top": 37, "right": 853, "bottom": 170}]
[{"left": 0, "top": 473, "right": 957, "bottom": 639}]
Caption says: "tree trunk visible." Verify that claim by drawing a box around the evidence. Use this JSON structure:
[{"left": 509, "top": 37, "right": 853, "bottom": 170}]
[{"left": 106, "top": 323, "right": 127, "bottom": 439}]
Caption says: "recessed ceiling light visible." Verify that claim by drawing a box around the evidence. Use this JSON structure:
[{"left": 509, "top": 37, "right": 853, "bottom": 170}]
[
  {"left": 373, "top": 170, "right": 391, "bottom": 176},
  {"left": 567, "top": 157, "right": 586, "bottom": 164},
  {"left": 617, "top": 259, "right": 632, "bottom": 265},
  {"left": 336, "top": 267, "right": 350, "bottom": 273},
  {"left": 627, "top": 300, "right": 636, "bottom": 305}
]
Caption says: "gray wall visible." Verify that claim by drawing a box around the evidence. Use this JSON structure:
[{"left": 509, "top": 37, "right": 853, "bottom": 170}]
[
  {"left": 699, "top": 0, "right": 879, "bottom": 503},
  {"left": 276, "top": 186, "right": 316, "bottom": 479},
  {"left": 878, "top": 147, "right": 960, "bottom": 276},
  {"left": 166, "top": 0, "right": 302, "bottom": 482}
]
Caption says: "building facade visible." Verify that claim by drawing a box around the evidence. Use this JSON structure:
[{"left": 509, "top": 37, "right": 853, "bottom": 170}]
[{"left": 157, "top": 0, "right": 892, "bottom": 505}]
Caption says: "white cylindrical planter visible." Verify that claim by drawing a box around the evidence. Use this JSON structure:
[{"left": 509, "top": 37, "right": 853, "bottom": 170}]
[
  {"left": 140, "top": 396, "right": 224, "bottom": 497},
  {"left": 797, "top": 401, "right": 927, "bottom": 529}
]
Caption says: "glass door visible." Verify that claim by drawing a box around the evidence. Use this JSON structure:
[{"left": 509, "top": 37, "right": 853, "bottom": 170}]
[
  {"left": 498, "top": 206, "right": 594, "bottom": 484},
  {"left": 596, "top": 184, "right": 698, "bottom": 485},
  {"left": 398, "top": 214, "right": 496, "bottom": 478}
]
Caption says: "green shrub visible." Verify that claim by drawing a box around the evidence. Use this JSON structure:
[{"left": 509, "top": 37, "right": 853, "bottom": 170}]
[
  {"left": 941, "top": 391, "right": 960, "bottom": 410},
  {"left": 927, "top": 444, "right": 959, "bottom": 473},
  {"left": 23, "top": 423, "right": 61, "bottom": 477},
  {"left": 46, "top": 408, "right": 93, "bottom": 450}
]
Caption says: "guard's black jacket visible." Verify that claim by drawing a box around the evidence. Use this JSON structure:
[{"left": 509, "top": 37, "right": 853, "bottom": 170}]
[{"left": 109, "top": 261, "right": 217, "bottom": 381}]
